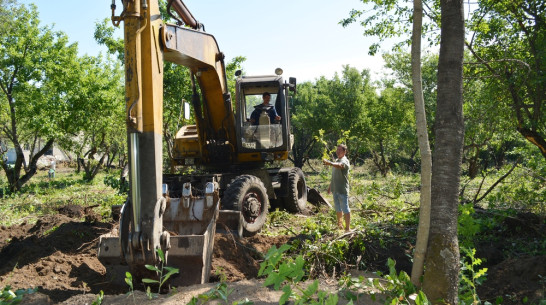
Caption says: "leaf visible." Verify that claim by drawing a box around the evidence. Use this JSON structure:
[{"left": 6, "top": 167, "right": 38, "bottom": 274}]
[
  {"left": 145, "top": 264, "right": 160, "bottom": 272},
  {"left": 141, "top": 278, "right": 159, "bottom": 284},
  {"left": 157, "top": 248, "right": 165, "bottom": 262},
  {"left": 415, "top": 290, "right": 430, "bottom": 305},
  {"left": 279, "top": 284, "right": 292, "bottom": 305},
  {"left": 325, "top": 293, "right": 339, "bottom": 305},
  {"left": 302, "top": 280, "right": 319, "bottom": 298},
  {"left": 264, "top": 271, "right": 285, "bottom": 290}
]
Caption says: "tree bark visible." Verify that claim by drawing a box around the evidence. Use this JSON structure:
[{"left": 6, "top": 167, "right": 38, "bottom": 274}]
[
  {"left": 422, "top": 0, "right": 465, "bottom": 303},
  {"left": 410, "top": 0, "right": 432, "bottom": 288}
]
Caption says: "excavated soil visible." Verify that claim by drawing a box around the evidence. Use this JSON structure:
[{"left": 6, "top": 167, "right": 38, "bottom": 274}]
[{"left": 0, "top": 206, "right": 544, "bottom": 304}]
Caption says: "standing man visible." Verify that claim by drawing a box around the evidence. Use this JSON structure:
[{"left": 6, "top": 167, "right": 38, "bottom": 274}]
[{"left": 323, "top": 144, "right": 351, "bottom": 232}]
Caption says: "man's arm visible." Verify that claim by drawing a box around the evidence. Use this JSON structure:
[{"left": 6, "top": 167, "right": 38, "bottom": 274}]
[
  {"left": 268, "top": 107, "right": 281, "bottom": 122},
  {"left": 323, "top": 159, "right": 346, "bottom": 169}
]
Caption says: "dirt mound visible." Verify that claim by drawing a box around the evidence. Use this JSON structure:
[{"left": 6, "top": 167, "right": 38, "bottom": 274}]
[
  {"left": 0, "top": 213, "right": 112, "bottom": 302},
  {"left": 0, "top": 209, "right": 291, "bottom": 303},
  {"left": 211, "top": 234, "right": 292, "bottom": 281},
  {"left": 478, "top": 255, "right": 546, "bottom": 305}
]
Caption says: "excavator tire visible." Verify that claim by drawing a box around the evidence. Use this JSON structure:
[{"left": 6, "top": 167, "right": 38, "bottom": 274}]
[
  {"left": 283, "top": 167, "right": 307, "bottom": 213},
  {"left": 223, "top": 175, "right": 269, "bottom": 236}
]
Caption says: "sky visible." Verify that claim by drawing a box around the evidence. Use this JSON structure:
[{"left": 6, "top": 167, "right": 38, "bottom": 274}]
[{"left": 20, "top": 0, "right": 390, "bottom": 83}]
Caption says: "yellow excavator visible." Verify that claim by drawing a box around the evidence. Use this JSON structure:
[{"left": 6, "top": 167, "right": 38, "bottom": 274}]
[{"left": 98, "top": 0, "right": 309, "bottom": 286}]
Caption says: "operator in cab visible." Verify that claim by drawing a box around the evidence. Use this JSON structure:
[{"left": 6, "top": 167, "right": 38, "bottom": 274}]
[{"left": 250, "top": 92, "right": 281, "bottom": 125}]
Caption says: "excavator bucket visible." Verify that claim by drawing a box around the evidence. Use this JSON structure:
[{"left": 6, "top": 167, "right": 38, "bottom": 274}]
[
  {"left": 98, "top": 183, "right": 226, "bottom": 286},
  {"left": 306, "top": 187, "right": 332, "bottom": 209}
]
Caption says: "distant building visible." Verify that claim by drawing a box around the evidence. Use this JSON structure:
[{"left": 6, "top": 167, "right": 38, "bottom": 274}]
[{"left": 2, "top": 139, "right": 70, "bottom": 166}]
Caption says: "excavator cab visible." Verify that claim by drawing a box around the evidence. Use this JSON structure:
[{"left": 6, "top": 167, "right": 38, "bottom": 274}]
[{"left": 234, "top": 72, "right": 296, "bottom": 163}]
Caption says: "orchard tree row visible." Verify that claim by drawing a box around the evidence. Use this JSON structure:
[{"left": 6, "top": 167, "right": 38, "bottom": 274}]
[
  {"left": 2, "top": 0, "right": 544, "bottom": 200},
  {"left": 0, "top": 1, "right": 125, "bottom": 191}
]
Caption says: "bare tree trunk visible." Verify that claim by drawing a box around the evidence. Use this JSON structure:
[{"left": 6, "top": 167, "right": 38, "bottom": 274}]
[
  {"left": 422, "top": 0, "right": 465, "bottom": 303},
  {"left": 410, "top": 0, "right": 432, "bottom": 288}
]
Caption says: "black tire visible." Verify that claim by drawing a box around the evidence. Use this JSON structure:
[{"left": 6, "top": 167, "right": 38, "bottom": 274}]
[
  {"left": 283, "top": 167, "right": 307, "bottom": 213},
  {"left": 223, "top": 175, "right": 269, "bottom": 236}
]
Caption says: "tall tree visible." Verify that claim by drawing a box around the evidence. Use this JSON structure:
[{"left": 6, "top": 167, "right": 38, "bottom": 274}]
[
  {"left": 290, "top": 67, "right": 376, "bottom": 168},
  {"left": 59, "top": 55, "right": 125, "bottom": 181},
  {"left": 422, "top": 0, "right": 465, "bottom": 303},
  {"left": 410, "top": 0, "right": 432, "bottom": 287},
  {"left": 466, "top": 0, "right": 546, "bottom": 160},
  {"left": 0, "top": 2, "right": 79, "bottom": 191}
]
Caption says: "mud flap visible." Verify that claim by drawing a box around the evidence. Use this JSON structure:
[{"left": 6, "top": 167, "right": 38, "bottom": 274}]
[{"left": 216, "top": 210, "right": 243, "bottom": 237}]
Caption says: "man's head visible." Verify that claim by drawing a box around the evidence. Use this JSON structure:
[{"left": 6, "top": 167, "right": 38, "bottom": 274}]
[
  {"left": 262, "top": 92, "right": 271, "bottom": 104},
  {"left": 336, "top": 144, "right": 347, "bottom": 158}
]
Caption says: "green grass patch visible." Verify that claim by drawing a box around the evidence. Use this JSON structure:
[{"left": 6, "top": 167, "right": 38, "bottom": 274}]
[{"left": 0, "top": 168, "right": 124, "bottom": 227}]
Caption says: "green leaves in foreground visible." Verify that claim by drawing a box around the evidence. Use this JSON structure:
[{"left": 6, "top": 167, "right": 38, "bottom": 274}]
[
  {"left": 258, "top": 245, "right": 305, "bottom": 290},
  {"left": 1, "top": 286, "right": 37, "bottom": 305},
  {"left": 142, "top": 248, "right": 179, "bottom": 298}
]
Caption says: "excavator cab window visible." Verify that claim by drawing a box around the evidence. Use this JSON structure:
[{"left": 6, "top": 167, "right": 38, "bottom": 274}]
[{"left": 240, "top": 91, "right": 284, "bottom": 150}]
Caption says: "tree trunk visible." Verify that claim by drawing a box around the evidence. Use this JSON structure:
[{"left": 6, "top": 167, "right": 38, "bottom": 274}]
[
  {"left": 410, "top": 0, "right": 432, "bottom": 288},
  {"left": 422, "top": 0, "right": 465, "bottom": 303},
  {"left": 290, "top": 126, "right": 316, "bottom": 169}
]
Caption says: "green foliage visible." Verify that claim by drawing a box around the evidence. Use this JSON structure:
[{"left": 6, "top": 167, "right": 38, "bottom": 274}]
[
  {"left": 142, "top": 247, "right": 179, "bottom": 298},
  {"left": 124, "top": 271, "right": 135, "bottom": 301},
  {"left": 290, "top": 67, "right": 375, "bottom": 168},
  {"left": 186, "top": 276, "right": 253, "bottom": 305},
  {"left": 340, "top": 0, "right": 440, "bottom": 55},
  {"left": 458, "top": 204, "right": 482, "bottom": 248},
  {"left": 280, "top": 280, "right": 341, "bottom": 305},
  {"left": 0, "top": 2, "right": 81, "bottom": 191},
  {"left": 339, "top": 259, "right": 429, "bottom": 305},
  {"left": 258, "top": 244, "right": 304, "bottom": 289},
  {"left": 466, "top": 0, "right": 546, "bottom": 161},
  {"left": 459, "top": 248, "right": 488, "bottom": 305},
  {"left": 0, "top": 170, "right": 124, "bottom": 226},
  {"left": 103, "top": 172, "right": 129, "bottom": 195},
  {"left": 371, "top": 259, "right": 420, "bottom": 304},
  {"left": 0, "top": 285, "right": 37, "bottom": 305},
  {"left": 258, "top": 245, "right": 342, "bottom": 305},
  {"left": 42, "top": 225, "right": 59, "bottom": 236},
  {"left": 91, "top": 290, "right": 104, "bottom": 305}
]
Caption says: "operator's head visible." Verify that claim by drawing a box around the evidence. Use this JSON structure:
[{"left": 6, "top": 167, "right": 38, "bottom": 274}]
[{"left": 262, "top": 92, "right": 271, "bottom": 104}]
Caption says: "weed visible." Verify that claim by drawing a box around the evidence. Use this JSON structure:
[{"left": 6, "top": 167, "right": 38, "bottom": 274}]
[
  {"left": 142, "top": 248, "right": 179, "bottom": 299},
  {"left": 103, "top": 172, "right": 129, "bottom": 195},
  {"left": 91, "top": 290, "right": 104, "bottom": 305},
  {"left": 258, "top": 245, "right": 345, "bottom": 305},
  {"left": 459, "top": 247, "right": 488, "bottom": 305},
  {"left": 187, "top": 281, "right": 254, "bottom": 305},
  {"left": 339, "top": 259, "right": 429, "bottom": 305},
  {"left": 124, "top": 271, "right": 135, "bottom": 302},
  {"left": 42, "top": 226, "right": 59, "bottom": 236}
]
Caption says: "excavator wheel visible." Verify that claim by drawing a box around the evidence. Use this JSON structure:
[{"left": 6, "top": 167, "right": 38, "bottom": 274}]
[
  {"left": 223, "top": 175, "right": 269, "bottom": 236},
  {"left": 283, "top": 167, "right": 307, "bottom": 213}
]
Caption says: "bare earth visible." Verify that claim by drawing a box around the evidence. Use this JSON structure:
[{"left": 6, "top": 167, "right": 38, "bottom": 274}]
[{"left": 0, "top": 206, "right": 544, "bottom": 304}]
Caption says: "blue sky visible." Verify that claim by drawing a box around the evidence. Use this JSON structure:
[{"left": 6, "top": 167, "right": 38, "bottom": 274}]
[{"left": 20, "top": 0, "right": 389, "bottom": 82}]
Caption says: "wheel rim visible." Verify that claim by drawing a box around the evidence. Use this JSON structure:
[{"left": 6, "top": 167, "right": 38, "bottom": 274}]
[{"left": 242, "top": 191, "right": 262, "bottom": 224}]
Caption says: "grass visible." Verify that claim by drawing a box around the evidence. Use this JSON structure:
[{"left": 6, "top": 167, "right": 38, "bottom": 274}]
[
  {"left": 1, "top": 160, "right": 543, "bottom": 258},
  {"left": 0, "top": 166, "right": 125, "bottom": 227}
]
